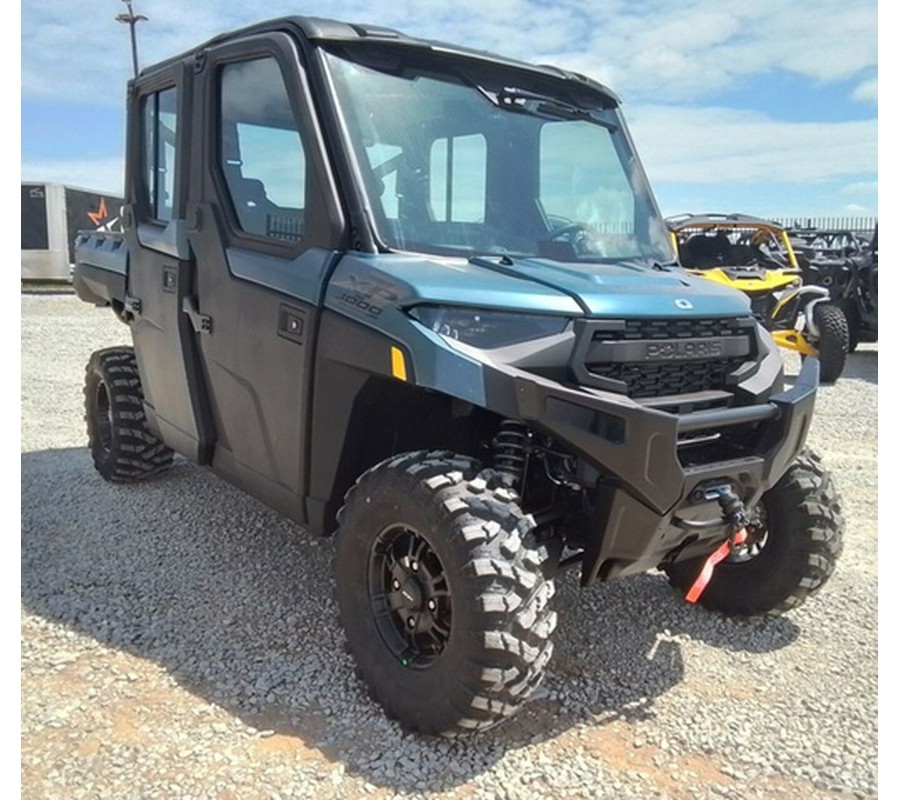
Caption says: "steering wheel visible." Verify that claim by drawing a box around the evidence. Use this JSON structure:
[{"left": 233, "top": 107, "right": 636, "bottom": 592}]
[
  {"left": 544, "top": 221, "right": 604, "bottom": 257},
  {"left": 549, "top": 222, "right": 589, "bottom": 240}
]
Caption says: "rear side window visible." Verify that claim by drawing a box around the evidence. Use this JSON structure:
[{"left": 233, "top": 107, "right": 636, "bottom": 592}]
[
  {"left": 218, "top": 57, "right": 307, "bottom": 243},
  {"left": 139, "top": 87, "right": 179, "bottom": 223},
  {"left": 429, "top": 134, "right": 487, "bottom": 223}
]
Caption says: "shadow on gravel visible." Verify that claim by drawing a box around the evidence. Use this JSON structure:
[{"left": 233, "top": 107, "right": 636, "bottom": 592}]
[
  {"left": 22, "top": 446, "right": 799, "bottom": 794},
  {"left": 841, "top": 349, "right": 878, "bottom": 385}
]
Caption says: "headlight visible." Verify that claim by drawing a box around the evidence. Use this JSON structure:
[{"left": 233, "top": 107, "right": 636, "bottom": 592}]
[{"left": 408, "top": 305, "right": 570, "bottom": 348}]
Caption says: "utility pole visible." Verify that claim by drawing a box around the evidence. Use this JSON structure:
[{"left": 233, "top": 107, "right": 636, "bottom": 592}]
[{"left": 116, "top": 0, "right": 148, "bottom": 79}]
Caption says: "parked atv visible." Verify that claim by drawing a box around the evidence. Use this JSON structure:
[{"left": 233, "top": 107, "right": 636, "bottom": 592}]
[
  {"left": 789, "top": 227, "right": 871, "bottom": 266},
  {"left": 667, "top": 214, "right": 850, "bottom": 382},
  {"left": 790, "top": 226, "right": 878, "bottom": 352}
]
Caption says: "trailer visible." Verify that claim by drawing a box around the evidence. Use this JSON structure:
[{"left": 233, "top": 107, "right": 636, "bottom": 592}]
[{"left": 21, "top": 182, "right": 123, "bottom": 281}]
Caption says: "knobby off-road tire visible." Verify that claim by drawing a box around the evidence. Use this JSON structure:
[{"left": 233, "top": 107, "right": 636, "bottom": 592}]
[
  {"left": 838, "top": 298, "right": 862, "bottom": 353},
  {"left": 84, "top": 346, "right": 174, "bottom": 482},
  {"left": 813, "top": 303, "right": 849, "bottom": 383},
  {"left": 334, "top": 451, "right": 558, "bottom": 736},
  {"left": 664, "top": 450, "right": 843, "bottom": 617}
]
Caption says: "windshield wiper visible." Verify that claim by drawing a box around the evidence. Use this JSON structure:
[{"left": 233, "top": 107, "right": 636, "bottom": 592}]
[{"left": 489, "top": 87, "right": 618, "bottom": 130}]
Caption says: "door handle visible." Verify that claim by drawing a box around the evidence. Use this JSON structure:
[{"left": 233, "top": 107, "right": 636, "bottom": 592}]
[{"left": 182, "top": 297, "right": 212, "bottom": 334}]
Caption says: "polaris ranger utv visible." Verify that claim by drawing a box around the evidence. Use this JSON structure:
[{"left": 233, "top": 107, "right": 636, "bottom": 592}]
[{"left": 73, "top": 16, "right": 843, "bottom": 736}]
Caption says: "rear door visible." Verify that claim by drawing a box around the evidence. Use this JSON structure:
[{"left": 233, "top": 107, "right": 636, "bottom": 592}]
[
  {"left": 126, "top": 63, "right": 213, "bottom": 461},
  {"left": 185, "top": 33, "right": 346, "bottom": 522}
]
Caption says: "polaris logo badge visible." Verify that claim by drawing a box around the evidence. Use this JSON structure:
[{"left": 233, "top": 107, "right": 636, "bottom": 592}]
[
  {"left": 588, "top": 335, "right": 750, "bottom": 363},
  {"left": 675, "top": 298, "right": 693, "bottom": 310},
  {"left": 645, "top": 340, "right": 723, "bottom": 360}
]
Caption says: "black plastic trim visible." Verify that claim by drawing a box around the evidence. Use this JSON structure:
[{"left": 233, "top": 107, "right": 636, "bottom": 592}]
[
  {"left": 72, "top": 263, "right": 126, "bottom": 308},
  {"left": 472, "top": 347, "right": 818, "bottom": 584}
]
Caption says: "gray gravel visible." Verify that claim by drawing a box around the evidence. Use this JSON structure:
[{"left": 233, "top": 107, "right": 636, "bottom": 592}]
[{"left": 21, "top": 292, "right": 878, "bottom": 799}]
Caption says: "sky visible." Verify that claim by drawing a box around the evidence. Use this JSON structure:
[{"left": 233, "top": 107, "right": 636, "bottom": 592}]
[{"left": 20, "top": 1, "right": 878, "bottom": 222}]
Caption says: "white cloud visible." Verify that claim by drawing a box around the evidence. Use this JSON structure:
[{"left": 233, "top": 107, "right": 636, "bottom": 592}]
[
  {"left": 839, "top": 203, "right": 875, "bottom": 215},
  {"left": 534, "top": 0, "right": 878, "bottom": 101},
  {"left": 629, "top": 105, "right": 877, "bottom": 184},
  {"left": 840, "top": 181, "right": 878, "bottom": 197},
  {"left": 852, "top": 78, "right": 878, "bottom": 103}
]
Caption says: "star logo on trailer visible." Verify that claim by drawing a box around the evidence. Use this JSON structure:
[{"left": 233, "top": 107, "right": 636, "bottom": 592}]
[{"left": 87, "top": 197, "right": 119, "bottom": 231}]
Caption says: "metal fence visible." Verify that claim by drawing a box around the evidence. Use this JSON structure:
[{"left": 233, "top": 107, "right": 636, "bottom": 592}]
[{"left": 773, "top": 216, "right": 878, "bottom": 239}]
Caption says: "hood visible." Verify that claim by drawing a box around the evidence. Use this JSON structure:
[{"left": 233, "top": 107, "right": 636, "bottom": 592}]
[
  {"left": 328, "top": 252, "right": 753, "bottom": 319},
  {"left": 467, "top": 255, "right": 753, "bottom": 317}
]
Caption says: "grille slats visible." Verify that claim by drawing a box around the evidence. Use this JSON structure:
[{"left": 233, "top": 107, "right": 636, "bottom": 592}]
[{"left": 600, "top": 318, "right": 743, "bottom": 341}]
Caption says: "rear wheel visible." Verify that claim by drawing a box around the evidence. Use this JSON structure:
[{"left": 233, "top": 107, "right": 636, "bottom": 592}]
[
  {"left": 664, "top": 450, "right": 843, "bottom": 616},
  {"left": 334, "top": 451, "right": 558, "bottom": 736},
  {"left": 84, "top": 347, "right": 174, "bottom": 482},
  {"left": 812, "top": 303, "right": 849, "bottom": 383}
]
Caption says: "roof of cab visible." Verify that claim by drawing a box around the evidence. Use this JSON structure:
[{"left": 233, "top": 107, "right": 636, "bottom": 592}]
[{"left": 139, "top": 15, "right": 620, "bottom": 106}]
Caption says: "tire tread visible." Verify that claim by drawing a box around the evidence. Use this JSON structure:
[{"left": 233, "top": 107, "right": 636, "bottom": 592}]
[
  {"left": 335, "top": 451, "right": 558, "bottom": 736},
  {"left": 84, "top": 346, "right": 174, "bottom": 482},
  {"left": 664, "top": 449, "right": 844, "bottom": 616}
]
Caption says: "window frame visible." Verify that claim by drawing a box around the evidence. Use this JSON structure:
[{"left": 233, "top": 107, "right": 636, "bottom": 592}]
[
  {"left": 204, "top": 34, "right": 345, "bottom": 256},
  {"left": 130, "top": 67, "right": 189, "bottom": 227},
  {"left": 216, "top": 56, "right": 309, "bottom": 246}
]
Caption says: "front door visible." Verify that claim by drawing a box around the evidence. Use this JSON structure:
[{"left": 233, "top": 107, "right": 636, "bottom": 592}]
[{"left": 185, "top": 33, "right": 345, "bottom": 522}]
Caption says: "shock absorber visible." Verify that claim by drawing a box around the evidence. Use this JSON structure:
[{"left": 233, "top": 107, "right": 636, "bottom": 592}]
[{"left": 492, "top": 420, "right": 531, "bottom": 491}]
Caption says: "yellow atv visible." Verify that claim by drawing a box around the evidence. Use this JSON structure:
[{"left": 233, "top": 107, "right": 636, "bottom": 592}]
[{"left": 667, "top": 213, "right": 849, "bottom": 383}]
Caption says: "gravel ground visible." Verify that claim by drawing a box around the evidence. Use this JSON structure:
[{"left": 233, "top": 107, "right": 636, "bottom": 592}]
[{"left": 21, "top": 292, "right": 878, "bottom": 799}]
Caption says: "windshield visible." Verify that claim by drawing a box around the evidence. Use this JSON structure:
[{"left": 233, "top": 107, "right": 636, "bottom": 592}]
[{"left": 324, "top": 46, "right": 673, "bottom": 264}]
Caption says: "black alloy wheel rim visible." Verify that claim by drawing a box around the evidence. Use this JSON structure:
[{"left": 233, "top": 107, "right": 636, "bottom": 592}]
[{"left": 368, "top": 524, "right": 452, "bottom": 668}]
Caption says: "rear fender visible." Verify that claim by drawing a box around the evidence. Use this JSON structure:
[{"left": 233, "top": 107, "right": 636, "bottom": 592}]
[{"left": 72, "top": 232, "right": 129, "bottom": 311}]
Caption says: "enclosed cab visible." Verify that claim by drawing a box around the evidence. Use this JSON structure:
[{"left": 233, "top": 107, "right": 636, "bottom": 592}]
[{"left": 74, "top": 16, "right": 843, "bottom": 736}]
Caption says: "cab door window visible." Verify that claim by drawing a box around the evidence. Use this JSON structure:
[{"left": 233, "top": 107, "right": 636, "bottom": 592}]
[
  {"left": 218, "top": 57, "right": 307, "bottom": 243},
  {"left": 139, "top": 86, "right": 178, "bottom": 222}
]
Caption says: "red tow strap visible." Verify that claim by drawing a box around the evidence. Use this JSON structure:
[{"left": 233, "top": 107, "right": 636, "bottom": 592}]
[{"left": 685, "top": 528, "right": 748, "bottom": 603}]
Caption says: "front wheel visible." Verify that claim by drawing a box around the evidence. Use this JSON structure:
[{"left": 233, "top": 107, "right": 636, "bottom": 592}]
[
  {"left": 664, "top": 450, "right": 844, "bottom": 616},
  {"left": 334, "top": 451, "right": 558, "bottom": 736},
  {"left": 812, "top": 303, "right": 850, "bottom": 383}
]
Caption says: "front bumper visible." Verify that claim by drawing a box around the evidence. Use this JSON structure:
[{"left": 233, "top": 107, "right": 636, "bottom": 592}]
[{"left": 482, "top": 354, "right": 819, "bottom": 584}]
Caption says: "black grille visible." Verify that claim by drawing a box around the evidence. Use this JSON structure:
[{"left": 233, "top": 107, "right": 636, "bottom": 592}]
[
  {"left": 596, "top": 317, "right": 748, "bottom": 341},
  {"left": 581, "top": 317, "right": 756, "bottom": 399}
]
